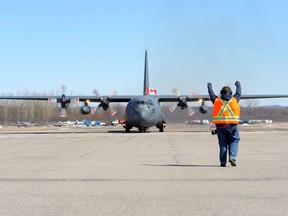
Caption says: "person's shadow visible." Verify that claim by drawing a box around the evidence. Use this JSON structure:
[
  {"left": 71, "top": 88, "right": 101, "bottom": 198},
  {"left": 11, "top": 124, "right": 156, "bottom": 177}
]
[{"left": 142, "top": 164, "right": 220, "bottom": 168}]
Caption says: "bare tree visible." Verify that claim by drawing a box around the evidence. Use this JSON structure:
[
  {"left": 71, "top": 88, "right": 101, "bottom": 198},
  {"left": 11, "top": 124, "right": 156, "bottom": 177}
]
[{"left": 241, "top": 99, "right": 260, "bottom": 118}]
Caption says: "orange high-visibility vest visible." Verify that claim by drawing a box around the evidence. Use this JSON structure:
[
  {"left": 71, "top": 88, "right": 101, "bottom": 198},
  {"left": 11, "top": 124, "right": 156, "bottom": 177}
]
[{"left": 212, "top": 97, "right": 240, "bottom": 124}]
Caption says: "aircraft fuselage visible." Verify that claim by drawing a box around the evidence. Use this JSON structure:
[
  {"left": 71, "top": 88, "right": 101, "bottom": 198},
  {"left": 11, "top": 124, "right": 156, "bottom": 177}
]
[{"left": 125, "top": 95, "right": 164, "bottom": 132}]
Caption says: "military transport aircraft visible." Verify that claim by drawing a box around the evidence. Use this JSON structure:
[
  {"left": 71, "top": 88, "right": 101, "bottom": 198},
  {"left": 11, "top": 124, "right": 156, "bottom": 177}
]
[{"left": 1, "top": 50, "right": 288, "bottom": 132}]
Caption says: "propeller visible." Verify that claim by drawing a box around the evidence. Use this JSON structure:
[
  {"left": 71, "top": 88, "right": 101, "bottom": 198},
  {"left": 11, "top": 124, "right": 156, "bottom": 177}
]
[
  {"left": 169, "top": 87, "right": 197, "bottom": 116},
  {"left": 59, "top": 85, "right": 68, "bottom": 117},
  {"left": 91, "top": 89, "right": 118, "bottom": 117},
  {"left": 199, "top": 99, "right": 208, "bottom": 114},
  {"left": 188, "top": 90, "right": 198, "bottom": 116},
  {"left": 48, "top": 85, "right": 79, "bottom": 118}
]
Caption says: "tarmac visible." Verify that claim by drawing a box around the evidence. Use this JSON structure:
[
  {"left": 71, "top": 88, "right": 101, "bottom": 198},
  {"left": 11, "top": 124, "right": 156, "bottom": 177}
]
[{"left": 0, "top": 124, "right": 287, "bottom": 216}]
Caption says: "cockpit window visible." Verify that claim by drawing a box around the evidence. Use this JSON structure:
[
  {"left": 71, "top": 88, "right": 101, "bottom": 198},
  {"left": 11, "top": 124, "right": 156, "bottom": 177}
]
[{"left": 136, "top": 100, "right": 154, "bottom": 106}]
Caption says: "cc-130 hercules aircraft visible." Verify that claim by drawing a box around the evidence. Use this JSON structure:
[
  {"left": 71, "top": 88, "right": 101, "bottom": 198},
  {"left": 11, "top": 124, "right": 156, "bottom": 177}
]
[{"left": 1, "top": 50, "right": 288, "bottom": 132}]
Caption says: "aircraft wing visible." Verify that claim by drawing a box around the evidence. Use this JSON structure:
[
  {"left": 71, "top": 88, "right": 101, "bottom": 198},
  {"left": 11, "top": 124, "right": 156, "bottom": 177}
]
[
  {"left": 77, "top": 95, "right": 135, "bottom": 103},
  {"left": 85, "top": 94, "right": 288, "bottom": 103},
  {"left": 0, "top": 95, "right": 135, "bottom": 102},
  {"left": 155, "top": 95, "right": 210, "bottom": 103},
  {"left": 155, "top": 94, "right": 288, "bottom": 103},
  {"left": 0, "top": 96, "right": 53, "bottom": 101},
  {"left": 75, "top": 95, "right": 210, "bottom": 103},
  {"left": 237, "top": 94, "right": 288, "bottom": 100}
]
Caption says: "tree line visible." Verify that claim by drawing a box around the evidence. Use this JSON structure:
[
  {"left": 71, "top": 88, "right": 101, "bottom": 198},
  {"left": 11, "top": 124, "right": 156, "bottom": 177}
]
[{"left": 0, "top": 98, "right": 126, "bottom": 125}]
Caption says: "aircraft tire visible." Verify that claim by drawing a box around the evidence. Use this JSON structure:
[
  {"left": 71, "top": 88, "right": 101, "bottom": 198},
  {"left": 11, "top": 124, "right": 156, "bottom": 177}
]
[
  {"left": 139, "top": 127, "right": 146, "bottom": 133},
  {"left": 125, "top": 125, "right": 131, "bottom": 133},
  {"left": 159, "top": 123, "right": 164, "bottom": 132}
]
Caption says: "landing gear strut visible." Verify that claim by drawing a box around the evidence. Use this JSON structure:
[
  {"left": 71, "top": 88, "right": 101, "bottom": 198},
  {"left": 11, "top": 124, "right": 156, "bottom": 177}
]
[
  {"left": 138, "top": 127, "right": 147, "bottom": 133},
  {"left": 157, "top": 121, "right": 166, "bottom": 132},
  {"left": 125, "top": 124, "right": 132, "bottom": 133}
]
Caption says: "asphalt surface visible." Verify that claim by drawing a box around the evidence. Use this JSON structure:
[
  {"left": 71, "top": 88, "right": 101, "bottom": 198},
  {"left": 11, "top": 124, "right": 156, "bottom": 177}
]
[{"left": 0, "top": 124, "right": 287, "bottom": 216}]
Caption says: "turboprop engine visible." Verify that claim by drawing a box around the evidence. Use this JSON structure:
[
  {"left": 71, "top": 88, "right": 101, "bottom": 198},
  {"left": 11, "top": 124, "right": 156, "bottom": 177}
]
[
  {"left": 199, "top": 101, "right": 208, "bottom": 114},
  {"left": 177, "top": 96, "right": 189, "bottom": 109},
  {"left": 81, "top": 105, "right": 91, "bottom": 115},
  {"left": 81, "top": 100, "right": 91, "bottom": 115}
]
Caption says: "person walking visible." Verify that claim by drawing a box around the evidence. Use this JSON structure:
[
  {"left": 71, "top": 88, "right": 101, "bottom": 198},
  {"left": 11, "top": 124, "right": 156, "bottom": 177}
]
[{"left": 207, "top": 81, "right": 241, "bottom": 167}]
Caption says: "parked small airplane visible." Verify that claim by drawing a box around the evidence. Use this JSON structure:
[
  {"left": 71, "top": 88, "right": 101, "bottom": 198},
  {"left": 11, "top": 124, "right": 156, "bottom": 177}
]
[
  {"left": 75, "top": 120, "right": 96, "bottom": 126},
  {"left": 75, "top": 120, "right": 109, "bottom": 126},
  {"left": 53, "top": 120, "right": 76, "bottom": 127},
  {"left": 11, "top": 121, "right": 38, "bottom": 127},
  {"left": 1, "top": 50, "right": 288, "bottom": 132}
]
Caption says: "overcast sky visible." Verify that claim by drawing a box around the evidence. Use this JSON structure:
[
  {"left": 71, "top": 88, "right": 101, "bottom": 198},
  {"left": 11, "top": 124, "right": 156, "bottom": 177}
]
[{"left": 1, "top": 0, "right": 288, "bottom": 106}]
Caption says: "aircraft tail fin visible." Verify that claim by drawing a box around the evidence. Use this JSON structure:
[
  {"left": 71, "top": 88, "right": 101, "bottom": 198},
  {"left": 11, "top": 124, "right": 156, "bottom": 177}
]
[
  {"left": 143, "top": 50, "right": 149, "bottom": 95},
  {"left": 143, "top": 50, "right": 157, "bottom": 95}
]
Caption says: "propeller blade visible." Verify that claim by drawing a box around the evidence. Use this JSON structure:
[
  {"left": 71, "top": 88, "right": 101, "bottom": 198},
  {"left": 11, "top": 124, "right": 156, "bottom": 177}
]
[
  {"left": 60, "top": 108, "right": 67, "bottom": 118},
  {"left": 188, "top": 108, "right": 195, "bottom": 117},
  {"left": 172, "top": 87, "right": 180, "bottom": 97},
  {"left": 48, "top": 98, "right": 57, "bottom": 103},
  {"left": 92, "top": 89, "right": 100, "bottom": 97},
  {"left": 70, "top": 98, "right": 80, "bottom": 104},
  {"left": 90, "top": 105, "right": 100, "bottom": 115},
  {"left": 109, "top": 90, "right": 118, "bottom": 116},
  {"left": 168, "top": 104, "right": 178, "bottom": 114},
  {"left": 110, "top": 110, "right": 117, "bottom": 117},
  {"left": 110, "top": 90, "right": 118, "bottom": 97},
  {"left": 189, "top": 90, "right": 198, "bottom": 98},
  {"left": 61, "top": 85, "right": 66, "bottom": 95}
]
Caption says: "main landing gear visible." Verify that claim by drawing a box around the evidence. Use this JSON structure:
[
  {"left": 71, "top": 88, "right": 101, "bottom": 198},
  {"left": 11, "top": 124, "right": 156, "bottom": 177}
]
[{"left": 157, "top": 121, "right": 166, "bottom": 132}]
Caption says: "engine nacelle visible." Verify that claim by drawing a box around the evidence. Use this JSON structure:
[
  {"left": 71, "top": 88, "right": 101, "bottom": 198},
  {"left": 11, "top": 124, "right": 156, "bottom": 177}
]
[
  {"left": 177, "top": 103, "right": 187, "bottom": 110},
  {"left": 177, "top": 101, "right": 188, "bottom": 110},
  {"left": 199, "top": 104, "right": 208, "bottom": 114},
  {"left": 81, "top": 106, "right": 91, "bottom": 115},
  {"left": 99, "top": 97, "right": 110, "bottom": 111},
  {"left": 101, "top": 103, "right": 109, "bottom": 111}
]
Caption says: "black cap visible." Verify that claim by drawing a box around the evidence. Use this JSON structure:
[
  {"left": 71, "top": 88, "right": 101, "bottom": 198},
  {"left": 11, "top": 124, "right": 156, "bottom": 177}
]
[{"left": 220, "top": 86, "right": 232, "bottom": 95}]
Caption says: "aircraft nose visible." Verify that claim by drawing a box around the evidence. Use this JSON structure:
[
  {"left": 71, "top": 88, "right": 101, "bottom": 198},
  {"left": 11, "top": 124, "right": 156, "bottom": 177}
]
[
  {"left": 128, "top": 107, "right": 153, "bottom": 127},
  {"left": 137, "top": 109, "right": 150, "bottom": 123},
  {"left": 139, "top": 111, "right": 146, "bottom": 119}
]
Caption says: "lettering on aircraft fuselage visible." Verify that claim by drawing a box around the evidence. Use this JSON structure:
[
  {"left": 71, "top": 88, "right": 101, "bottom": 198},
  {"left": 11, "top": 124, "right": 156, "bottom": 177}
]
[{"left": 134, "top": 99, "right": 154, "bottom": 109}]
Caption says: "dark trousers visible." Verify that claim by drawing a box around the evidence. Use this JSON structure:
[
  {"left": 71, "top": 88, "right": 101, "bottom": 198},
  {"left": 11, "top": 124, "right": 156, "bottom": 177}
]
[{"left": 216, "top": 125, "right": 240, "bottom": 164}]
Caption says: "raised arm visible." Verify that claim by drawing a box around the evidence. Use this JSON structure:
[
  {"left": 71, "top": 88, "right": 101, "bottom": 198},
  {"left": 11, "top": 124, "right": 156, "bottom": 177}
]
[
  {"left": 234, "top": 81, "right": 241, "bottom": 102},
  {"left": 207, "top": 82, "right": 217, "bottom": 103}
]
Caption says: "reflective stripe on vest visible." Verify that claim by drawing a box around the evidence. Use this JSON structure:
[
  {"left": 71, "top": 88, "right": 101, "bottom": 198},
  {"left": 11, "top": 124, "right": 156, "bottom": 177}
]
[{"left": 212, "top": 97, "right": 240, "bottom": 124}]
